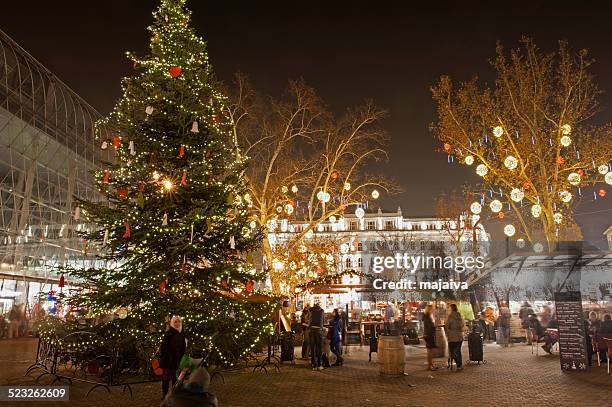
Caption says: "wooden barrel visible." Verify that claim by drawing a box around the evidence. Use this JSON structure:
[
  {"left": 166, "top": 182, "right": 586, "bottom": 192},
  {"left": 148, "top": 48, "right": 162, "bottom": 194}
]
[
  {"left": 431, "top": 325, "right": 447, "bottom": 358},
  {"left": 377, "top": 335, "right": 405, "bottom": 375}
]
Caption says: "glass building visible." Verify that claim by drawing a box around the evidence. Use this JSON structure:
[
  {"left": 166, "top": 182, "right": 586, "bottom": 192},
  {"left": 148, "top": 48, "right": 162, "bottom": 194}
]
[{"left": 0, "top": 29, "right": 108, "bottom": 316}]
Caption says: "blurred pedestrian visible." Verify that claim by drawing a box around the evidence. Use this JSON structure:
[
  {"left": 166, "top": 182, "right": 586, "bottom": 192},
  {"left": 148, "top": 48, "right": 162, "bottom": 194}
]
[
  {"left": 445, "top": 304, "right": 464, "bottom": 371},
  {"left": 308, "top": 302, "right": 324, "bottom": 371},
  {"left": 519, "top": 301, "right": 534, "bottom": 344},
  {"left": 300, "top": 304, "right": 310, "bottom": 359},
  {"left": 423, "top": 304, "right": 437, "bottom": 370}
]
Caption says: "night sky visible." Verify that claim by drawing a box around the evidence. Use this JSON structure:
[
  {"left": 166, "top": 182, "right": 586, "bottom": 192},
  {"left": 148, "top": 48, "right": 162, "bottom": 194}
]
[{"left": 1, "top": 0, "right": 611, "bottom": 245}]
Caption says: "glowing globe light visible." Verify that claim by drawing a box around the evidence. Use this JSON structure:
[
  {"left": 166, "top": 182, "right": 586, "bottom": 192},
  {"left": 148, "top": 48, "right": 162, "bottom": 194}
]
[
  {"left": 152, "top": 171, "right": 161, "bottom": 180},
  {"left": 606, "top": 172, "right": 612, "bottom": 185},
  {"left": 272, "top": 258, "right": 284, "bottom": 271},
  {"left": 553, "top": 212, "right": 563, "bottom": 224},
  {"left": 344, "top": 182, "right": 351, "bottom": 191},
  {"left": 489, "top": 199, "right": 503, "bottom": 213},
  {"left": 516, "top": 238, "right": 526, "bottom": 248},
  {"left": 322, "top": 192, "right": 331, "bottom": 203},
  {"left": 504, "top": 156, "right": 518, "bottom": 170},
  {"left": 355, "top": 207, "right": 365, "bottom": 218},
  {"left": 329, "top": 215, "right": 337, "bottom": 223},
  {"left": 510, "top": 188, "right": 524, "bottom": 202},
  {"left": 533, "top": 242, "right": 544, "bottom": 253},
  {"left": 249, "top": 220, "right": 257, "bottom": 229},
  {"left": 503, "top": 224, "right": 516, "bottom": 237},
  {"left": 531, "top": 204, "right": 542, "bottom": 218},
  {"left": 316, "top": 190, "right": 325, "bottom": 201},
  {"left": 559, "top": 191, "right": 572, "bottom": 203},
  {"left": 464, "top": 155, "right": 474, "bottom": 165},
  {"left": 281, "top": 185, "right": 288, "bottom": 194},
  {"left": 476, "top": 164, "right": 488, "bottom": 177},
  {"left": 560, "top": 135, "right": 572, "bottom": 147},
  {"left": 284, "top": 203, "right": 294, "bottom": 215},
  {"left": 291, "top": 185, "right": 298, "bottom": 193},
  {"left": 599, "top": 164, "right": 610, "bottom": 175},
  {"left": 163, "top": 179, "right": 174, "bottom": 191},
  {"left": 567, "top": 172, "right": 581, "bottom": 186},
  {"left": 493, "top": 126, "right": 504, "bottom": 138},
  {"left": 561, "top": 124, "right": 572, "bottom": 135},
  {"left": 371, "top": 190, "right": 380, "bottom": 199},
  {"left": 470, "top": 202, "right": 482, "bottom": 214}
]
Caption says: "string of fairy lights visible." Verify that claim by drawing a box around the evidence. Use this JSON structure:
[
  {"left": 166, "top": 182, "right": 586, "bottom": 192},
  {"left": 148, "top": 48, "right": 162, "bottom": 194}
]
[{"left": 443, "top": 123, "right": 611, "bottom": 251}]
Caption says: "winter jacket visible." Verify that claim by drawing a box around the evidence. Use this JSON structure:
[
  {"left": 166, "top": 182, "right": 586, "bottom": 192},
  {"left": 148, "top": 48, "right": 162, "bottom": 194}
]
[
  {"left": 445, "top": 311, "right": 464, "bottom": 342},
  {"left": 309, "top": 305, "right": 324, "bottom": 329},
  {"left": 423, "top": 314, "right": 435, "bottom": 338},
  {"left": 160, "top": 327, "right": 186, "bottom": 370},
  {"left": 331, "top": 316, "right": 343, "bottom": 342}
]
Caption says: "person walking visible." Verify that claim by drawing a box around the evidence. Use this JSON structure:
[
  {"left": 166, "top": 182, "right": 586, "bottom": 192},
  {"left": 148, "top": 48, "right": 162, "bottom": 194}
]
[
  {"left": 330, "top": 309, "right": 344, "bottom": 366},
  {"left": 160, "top": 316, "right": 186, "bottom": 399},
  {"left": 423, "top": 304, "right": 437, "bottom": 370},
  {"left": 497, "top": 307, "right": 511, "bottom": 347},
  {"left": 7, "top": 304, "right": 22, "bottom": 339},
  {"left": 300, "top": 304, "right": 310, "bottom": 359},
  {"left": 445, "top": 304, "right": 464, "bottom": 371},
  {"left": 519, "top": 301, "right": 534, "bottom": 344},
  {"left": 308, "top": 302, "right": 324, "bottom": 371}
]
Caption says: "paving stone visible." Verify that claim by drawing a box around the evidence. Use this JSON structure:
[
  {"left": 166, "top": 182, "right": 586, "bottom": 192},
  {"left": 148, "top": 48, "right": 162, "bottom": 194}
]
[{"left": 0, "top": 338, "right": 609, "bottom": 406}]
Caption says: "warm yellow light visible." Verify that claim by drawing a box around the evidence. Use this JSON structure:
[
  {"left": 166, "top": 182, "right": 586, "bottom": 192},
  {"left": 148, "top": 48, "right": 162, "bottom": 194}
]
[{"left": 163, "top": 179, "right": 174, "bottom": 190}]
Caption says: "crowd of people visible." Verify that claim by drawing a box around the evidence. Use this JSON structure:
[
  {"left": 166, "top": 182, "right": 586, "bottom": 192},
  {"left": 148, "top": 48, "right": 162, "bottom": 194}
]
[{"left": 298, "top": 302, "right": 344, "bottom": 370}]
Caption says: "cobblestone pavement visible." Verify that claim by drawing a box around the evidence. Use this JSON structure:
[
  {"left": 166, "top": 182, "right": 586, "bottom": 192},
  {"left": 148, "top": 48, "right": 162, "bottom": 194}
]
[{"left": 0, "top": 337, "right": 609, "bottom": 407}]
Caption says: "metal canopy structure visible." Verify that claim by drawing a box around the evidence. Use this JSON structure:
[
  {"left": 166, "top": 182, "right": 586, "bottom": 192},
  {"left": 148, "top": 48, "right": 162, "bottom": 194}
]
[
  {"left": 469, "top": 251, "right": 612, "bottom": 302},
  {"left": 0, "top": 28, "right": 110, "bottom": 284}
]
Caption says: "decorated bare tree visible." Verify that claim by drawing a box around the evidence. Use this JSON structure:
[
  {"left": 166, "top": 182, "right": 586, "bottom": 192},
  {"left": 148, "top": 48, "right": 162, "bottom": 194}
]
[
  {"left": 432, "top": 38, "right": 612, "bottom": 251},
  {"left": 226, "top": 75, "right": 398, "bottom": 293}
]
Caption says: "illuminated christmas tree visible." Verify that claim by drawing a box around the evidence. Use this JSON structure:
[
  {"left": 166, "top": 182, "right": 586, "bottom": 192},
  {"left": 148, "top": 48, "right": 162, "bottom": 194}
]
[
  {"left": 69, "top": 0, "right": 275, "bottom": 366},
  {"left": 432, "top": 38, "right": 612, "bottom": 251}
]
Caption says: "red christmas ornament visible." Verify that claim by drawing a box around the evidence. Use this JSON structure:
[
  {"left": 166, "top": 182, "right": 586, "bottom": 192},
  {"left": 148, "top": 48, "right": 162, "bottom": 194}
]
[
  {"left": 443, "top": 143, "right": 452, "bottom": 152},
  {"left": 557, "top": 156, "right": 565, "bottom": 165},
  {"left": 317, "top": 267, "right": 325, "bottom": 274},
  {"left": 169, "top": 66, "right": 182, "bottom": 78},
  {"left": 159, "top": 281, "right": 166, "bottom": 295},
  {"left": 138, "top": 183, "right": 145, "bottom": 192},
  {"left": 498, "top": 211, "right": 505, "bottom": 219},
  {"left": 599, "top": 189, "right": 607, "bottom": 197},
  {"left": 59, "top": 274, "right": 65, "bottom": 288},
  {"left": 577, "top": 169, "right": 584, "bottom": 176},
  {"left": 123, "top": 221, "right": 131, "bottom": 239},
  {"left": 331, "top": 170, "right": 339, "bottom": 180},
  {"left": 179, "top": 144, "right": 185, "bottom": 158},
  {"left": 116, "top": 188, "right": 128, "bottom": 199},
  {"left": 102, "top": 170, "right": 111, "bottom": 184},
  {"left": 523, "top": 180, "right": 531, "bottom": 190},
  {"left": 212, "top": 114, "right": 220, "bottom": 124},
  {"left": 246, "top": 280, "right": 254, "bottom": 294},
  {"left": 181, "top": 171, "right": 187, "bottom": 186},
  {"left": 112, "top": 136, "right": 122, "bottom": 149}
]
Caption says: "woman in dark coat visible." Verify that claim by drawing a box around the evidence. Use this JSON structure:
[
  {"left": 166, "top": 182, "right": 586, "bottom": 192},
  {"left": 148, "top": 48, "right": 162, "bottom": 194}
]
[
  {"left": 161, "top": 316, "right": 186, "bottom": 399},
  {"left": 423, "top": 304, "right": 437, "bottom": 370},
  {"left": 330, "top": 309, "right": 344, "bottom": 366}
]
